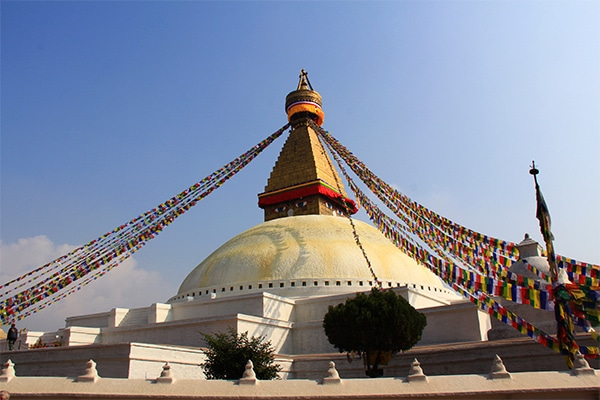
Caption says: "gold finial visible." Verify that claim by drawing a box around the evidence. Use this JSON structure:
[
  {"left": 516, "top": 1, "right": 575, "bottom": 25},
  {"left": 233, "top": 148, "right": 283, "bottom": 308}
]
[
  {"left": 297, "top": 69, "right": 314, "bottom": 90},
  {"left": 285, "top": 69, "right": 324, "bottom": 126}
]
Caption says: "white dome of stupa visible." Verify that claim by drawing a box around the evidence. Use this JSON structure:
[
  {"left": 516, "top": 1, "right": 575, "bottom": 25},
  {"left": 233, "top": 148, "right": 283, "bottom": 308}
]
[{"left": 170, "top": 215, "right": 457, "bottom": 302}]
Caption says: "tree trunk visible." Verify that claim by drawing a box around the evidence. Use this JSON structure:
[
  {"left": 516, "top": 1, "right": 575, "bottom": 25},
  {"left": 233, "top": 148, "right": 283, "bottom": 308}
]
[{"left": 364, "top": 350, "right": 392, "bottom": 378}]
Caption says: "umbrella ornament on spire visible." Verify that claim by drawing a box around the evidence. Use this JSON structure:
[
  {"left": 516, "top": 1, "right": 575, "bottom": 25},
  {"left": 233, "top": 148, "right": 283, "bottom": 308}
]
[{"left": 285, "top": 69, "right": 324, "bottom": 126}]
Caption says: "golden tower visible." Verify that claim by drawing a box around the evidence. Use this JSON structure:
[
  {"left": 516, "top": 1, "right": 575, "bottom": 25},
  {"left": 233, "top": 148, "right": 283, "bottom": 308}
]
[{"left": 258, "top": 70, "right": 358, "bottom": 221}]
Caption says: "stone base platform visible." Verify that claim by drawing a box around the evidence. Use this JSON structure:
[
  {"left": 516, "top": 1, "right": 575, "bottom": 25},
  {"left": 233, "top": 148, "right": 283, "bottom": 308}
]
[{"left": 1, "top": 335, "right": 598, "bottom": 380}]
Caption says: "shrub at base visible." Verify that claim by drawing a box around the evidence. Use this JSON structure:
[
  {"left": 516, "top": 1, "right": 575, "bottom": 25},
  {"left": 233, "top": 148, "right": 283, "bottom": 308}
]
[
  {"left": 201, "top": 328, "right": 281, "bottom": 380},
  {"left": 323, "top": 288, "right": 427, "bottom": 378}
]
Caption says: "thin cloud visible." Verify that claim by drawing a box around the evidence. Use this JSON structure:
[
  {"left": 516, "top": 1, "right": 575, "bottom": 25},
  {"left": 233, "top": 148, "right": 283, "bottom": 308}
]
[{"left": 1, "top": 236, "right": 175, "bottom": 332}]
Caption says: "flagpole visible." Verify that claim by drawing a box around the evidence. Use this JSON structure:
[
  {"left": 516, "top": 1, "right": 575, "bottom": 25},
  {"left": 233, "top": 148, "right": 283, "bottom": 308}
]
[
  {"left": 529, "top": 161, "right": 558, "bottom": 282},
  {"left": 530, "top": 161, "right": 581, "bottom": 368}
]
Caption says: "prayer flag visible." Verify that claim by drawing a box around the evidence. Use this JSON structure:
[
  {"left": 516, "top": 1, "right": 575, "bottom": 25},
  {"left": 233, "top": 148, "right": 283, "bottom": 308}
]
[{"left": 535, "top": 181, "right": 554, "bottom": 243}]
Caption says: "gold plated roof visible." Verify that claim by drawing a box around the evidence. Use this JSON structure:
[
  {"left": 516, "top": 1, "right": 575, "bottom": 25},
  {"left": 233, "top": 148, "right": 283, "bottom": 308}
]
[{"left": 262, "top": 124, "right": 346, "bottom": 196}]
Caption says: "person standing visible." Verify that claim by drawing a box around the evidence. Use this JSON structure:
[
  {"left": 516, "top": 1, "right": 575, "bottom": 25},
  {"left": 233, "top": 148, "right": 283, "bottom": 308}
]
[{"left": 7, "top": 323, "right": 18, "bottom": 351}]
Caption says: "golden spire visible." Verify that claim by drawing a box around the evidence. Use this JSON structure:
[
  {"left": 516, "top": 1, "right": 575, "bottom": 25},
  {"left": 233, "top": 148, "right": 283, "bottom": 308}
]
[{"left": 258, "top": 70, "right": 356, "bottom": 221}]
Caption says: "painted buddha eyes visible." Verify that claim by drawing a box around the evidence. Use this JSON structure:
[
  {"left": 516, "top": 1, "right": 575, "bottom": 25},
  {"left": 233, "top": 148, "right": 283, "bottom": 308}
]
[{"left": 274, "top": 201, "right": 307, "bottom": 213}]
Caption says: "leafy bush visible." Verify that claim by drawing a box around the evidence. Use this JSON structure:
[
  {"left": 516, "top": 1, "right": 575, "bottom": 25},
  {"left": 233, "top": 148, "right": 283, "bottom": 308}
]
[
  {"left": 323, "top": 288, "right": 427, "bottom": 377},
  {"left": 201, "top": 328, "right": 281, "bottom": 380}
]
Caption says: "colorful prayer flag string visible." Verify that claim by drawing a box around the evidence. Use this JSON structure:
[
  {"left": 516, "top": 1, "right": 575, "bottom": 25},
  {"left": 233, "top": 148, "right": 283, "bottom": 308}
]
[
  {"left": 0, "top": 124, "right": 289, "bottom": 325},
  {"left": 316, "top": 126, "right": 599, "bottom": 362},
  {"left": 311, "top": 121, "right": 519, "bottom": 280}
]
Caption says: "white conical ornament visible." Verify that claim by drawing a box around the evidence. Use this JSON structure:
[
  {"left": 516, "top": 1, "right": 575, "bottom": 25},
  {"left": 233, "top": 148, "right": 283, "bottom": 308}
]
[
  {"left": 77, "top": 359, "right": 100, "bottom": 382},
  {"left": 239, "top": 360, "right": 257, "bottom": 385},
  {"left": 156, "top": 362, "right": 175, "bottom": 383},
  {"left": 322, "top": 361, "right": 341, "bottom": 384},
  {"left": 557, "top": 268, "right": 572, "bottom": 285},
  {"left": 572, "top": 352, "right": 595, "bottom": 376},
  {"left": 489, "top": 354, "right": 511, "bottom": 379},
  {"left": 0, "top": 359, "right": 16, "bottom": 382},
  {"left": 407, "top": 358, "right": 427, "bottom": 382}
]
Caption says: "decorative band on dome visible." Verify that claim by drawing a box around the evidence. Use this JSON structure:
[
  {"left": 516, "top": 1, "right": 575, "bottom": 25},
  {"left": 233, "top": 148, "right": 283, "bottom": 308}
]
[{"left": 286, "top": 102, "right": 325, "bottom": 126}]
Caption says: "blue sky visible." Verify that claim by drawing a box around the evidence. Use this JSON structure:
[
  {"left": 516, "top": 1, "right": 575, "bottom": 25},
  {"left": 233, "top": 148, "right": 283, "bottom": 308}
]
[{"left": 2, "top": 1, "right": 599, "bottom": 332}]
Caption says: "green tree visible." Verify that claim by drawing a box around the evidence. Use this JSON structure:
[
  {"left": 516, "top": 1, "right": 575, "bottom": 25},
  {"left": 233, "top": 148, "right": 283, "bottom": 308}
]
[
  {"left": 323, "top": 288, "right": 427, "bottom": 377},
  {"left": 200, "top": 328, "right": 281, "bottom": 380}
]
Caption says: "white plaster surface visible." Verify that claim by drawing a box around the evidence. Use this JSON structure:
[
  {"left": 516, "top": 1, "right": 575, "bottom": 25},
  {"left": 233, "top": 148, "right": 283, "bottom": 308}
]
[
  {"left": 18, "top": 287, "right": 485, "bottom": 356},
  {"left": 175, "top": 216, "right": 458, "bottom": 301},
  {"left": 2, "top": 369, "right": 598, "bottom": 400}
]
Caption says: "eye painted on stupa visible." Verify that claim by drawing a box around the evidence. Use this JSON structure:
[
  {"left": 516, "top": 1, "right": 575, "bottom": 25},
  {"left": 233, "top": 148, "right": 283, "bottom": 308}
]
[
  {"left": 325, "top": 202, "right": 333, "bottom": 209},
  {"left": 274, "top": 206, "right": 287, "bottom": 213},
  {"left": 295, "top": 201, "right": 308, "bottom": 208}
]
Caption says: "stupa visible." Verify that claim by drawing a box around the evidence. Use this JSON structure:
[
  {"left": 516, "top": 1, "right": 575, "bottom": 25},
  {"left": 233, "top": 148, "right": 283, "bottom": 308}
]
[
  {"left": 1, "top": 71, "right": 524, "bottom": 379},
  {"left": 174, "top": 70, "right": 459, "bottom": 303}
]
